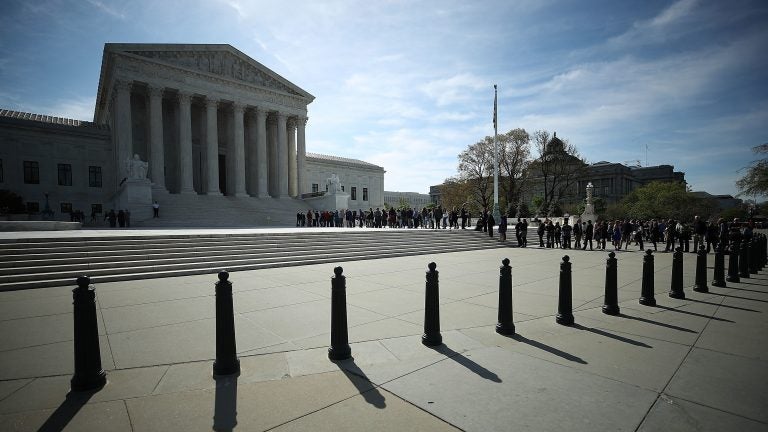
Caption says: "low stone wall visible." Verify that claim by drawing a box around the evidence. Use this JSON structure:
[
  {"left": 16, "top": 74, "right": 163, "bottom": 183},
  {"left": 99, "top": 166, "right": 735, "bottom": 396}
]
[{"left": 0, "top": 221, "right": 82, "bottom": 231}]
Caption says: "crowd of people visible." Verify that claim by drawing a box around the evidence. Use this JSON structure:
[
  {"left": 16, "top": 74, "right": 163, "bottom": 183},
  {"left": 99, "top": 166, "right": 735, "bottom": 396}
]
[
  {"left": 296, "top": 206, "right": 475, "bottom": 229},
  {"left": 482, "top": 214, "right": 757, "bottom": 254},
  {"left": 301, "top": 205, "right": 758, "bottom": 256}
]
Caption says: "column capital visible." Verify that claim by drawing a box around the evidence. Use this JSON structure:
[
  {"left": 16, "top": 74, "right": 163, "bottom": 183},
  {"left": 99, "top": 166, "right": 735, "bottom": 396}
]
[
  {"left": 114, "top": 79, "right": 132, "bottom": 93},
  {"left": 233, "top": 102, "right": 246, "bottom": 115},
  {"left": 147, "top": 85, "right": 164, "bottom": 98},
  {"left": 276, "top": 111, "right": 289, "bottom": 121},
  {"left": 204, "top": 96, "right": 219, "bottom": 109},
  {"left": 287, "top": 117, "right": 297, "bottom": 131},
  {"left": 177, "top": 91, "right": 193, "bottom": 104},
  {"left": 298, "top": 116, "right": 308, "bottom": 127},
  {"left": 255, "top": 107, "right": 269, "bottom": 116}
]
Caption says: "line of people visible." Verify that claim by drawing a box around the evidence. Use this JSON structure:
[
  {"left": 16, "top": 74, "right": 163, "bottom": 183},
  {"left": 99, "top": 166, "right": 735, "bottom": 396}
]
[
  {"left": 296, "top": 206, "right": 476, "bottom": 229},
  {"left": 485, "top": 214, "right": 756, "bottom": 254}
]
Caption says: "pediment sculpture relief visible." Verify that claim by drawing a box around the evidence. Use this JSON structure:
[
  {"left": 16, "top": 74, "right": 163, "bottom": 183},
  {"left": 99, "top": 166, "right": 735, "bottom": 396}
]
[{"left": 127, "top": 50, "right": 302, "bottom": 96}]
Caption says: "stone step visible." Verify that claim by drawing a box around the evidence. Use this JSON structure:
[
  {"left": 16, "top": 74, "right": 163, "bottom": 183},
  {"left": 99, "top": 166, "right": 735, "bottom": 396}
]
[
  {"left": 0, "top": 236, "right": 494, "bottom": 276},
  {"left": 0, "top": 229, "right": 506, "bottom": 291}
]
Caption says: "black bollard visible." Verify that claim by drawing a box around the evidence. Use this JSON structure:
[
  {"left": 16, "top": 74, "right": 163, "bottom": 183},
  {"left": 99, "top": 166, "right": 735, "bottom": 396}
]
[
  {"left": 726, "top": 239, "right": 740, "bottom": 283},
  {"left": 749, "top": 238, "right": 758, "bottom": 274},
  {"left": 213, "top": 271, "right": 240, "bottom": 376},
  {"left": 71, "top": 275, "right": 107, "bottom": 391},
  {"left": 712, "top": 247, "right": 726, "bottom": 288},
  {"left": 739, "top": 240, "right": 750, "bottom": 279},
  {"left": 556, "top": 255, "right": 575, "bottom": 325},
  {"left": 693, "top": 245, "right": 709, "bottom": 292},
  {"left": 422, "top": 262, "right": 443, "bottom": 346},
  {"left": 762, "top": 235, "right": 767, "bottom": 269},
  {"left": 328, "top": 266, "right": 352, "bottom": 361},
  {"left": 602, "top": 252, "right": 620, "bottom": 315},
  {"left": 669, "top": 247, "right": 685, "bottom": 299},
  {"left": 496, "top": 258, "right": 515, "bottom": 335},
  {"left": 639, "top": 249, "right": 657, "bottom": 306}
]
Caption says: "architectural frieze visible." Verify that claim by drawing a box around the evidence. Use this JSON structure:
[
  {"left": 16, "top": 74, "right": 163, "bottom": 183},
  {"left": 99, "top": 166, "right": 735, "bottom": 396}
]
[{"left": 113, "top": 53, "right": 309, "bottom": 112}]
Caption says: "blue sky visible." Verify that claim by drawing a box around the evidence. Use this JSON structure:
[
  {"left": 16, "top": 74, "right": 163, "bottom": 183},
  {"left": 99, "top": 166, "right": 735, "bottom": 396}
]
[{"left": 1, "top": 0, "right": 766, "bottom": 197}]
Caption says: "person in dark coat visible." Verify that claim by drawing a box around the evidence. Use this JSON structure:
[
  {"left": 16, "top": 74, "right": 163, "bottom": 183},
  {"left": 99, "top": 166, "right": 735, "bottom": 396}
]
[
  {"left": 515, "top": 218, "right": 523, "bottom": 247},
  {"left": 487, "top": 213, "right": 495, "bottom": 238},
  {"left": 499, "top": 215, "right": 507, "bottom": 242},
  {"left": 582, "top": 220, "right": 594, "bottom": 251},
  {"left": 117, "top": 210, "right": 126, "bottom": 228},
  {"left": 537, "top": 220, "right": 545, "bottom": 247}
]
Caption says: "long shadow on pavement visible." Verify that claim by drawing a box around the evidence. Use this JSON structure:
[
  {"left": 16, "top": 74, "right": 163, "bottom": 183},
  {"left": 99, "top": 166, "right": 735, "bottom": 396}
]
[
  {"left": 429, "top": 344, "right": 502, "bottom": 383},
  {"left": 573, "top": 324, "right": 652, "bottom": 348},
  {"left": 337, "top": 359, "right": 386, "bottom": 408},
  {"left": 707, "top": 292, "right": 768, "bottom": 304},
  {"left": 682, "top": 298, "right": 760, "bottom": 312},
  {"left": 37, "top": 389, "right": 97, "bottom": 432},
  {"left": 655, "top": 305, "right": 735, "bottom": 322},
  {"left": 508, "top": 334, "right": 587, "bottom": 364},
  {"left": 213, "top": 373, "right": 239, "bottom": 432},
  {"left": 619, "top": 313, "right": 698, "bottom": 333}
]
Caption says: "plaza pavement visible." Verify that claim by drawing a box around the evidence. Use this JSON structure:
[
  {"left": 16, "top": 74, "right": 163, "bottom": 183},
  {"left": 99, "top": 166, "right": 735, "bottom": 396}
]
[{"left": 0, "top": 228, "right": 766, "bottom": 431}]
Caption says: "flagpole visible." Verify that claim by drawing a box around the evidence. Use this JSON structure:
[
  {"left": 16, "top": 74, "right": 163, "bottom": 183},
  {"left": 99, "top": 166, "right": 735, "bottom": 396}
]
[{"left": 492, "top": 85, "right": 500, "bottom": 222}]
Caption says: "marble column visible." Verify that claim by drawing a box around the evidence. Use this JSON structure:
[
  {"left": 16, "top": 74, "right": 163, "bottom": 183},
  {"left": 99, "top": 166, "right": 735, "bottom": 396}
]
[
  {"left": 204, "top": 97, "right": 221, "bottom": 195},
  {"left": 233, "top": 102, "right": 248, "bottom": 197},
  {"left": 268, "top": 115, "right": 277, "bottom": 197},
  {"left": 276, "top": 112, "right": 289, "bottom": 198},
  {"left": 296, "top": 116, "right": 307, "bottom": 197},
  {"left": 256, "top": 108, "right": 269, "bottom": 198},
  {"left": 148, "top": 85, "right": 166, "bottom": 191},
  {"left": 245, "top": 110, "right": 257, "bottom": 196},
  {"left": 287, "top": 118, "right": 297, "bottom": 197},
  {"left": 114, "top": 79, "right": 133, "bottom": 179},
  {"left": 178, "top": 91, "right": 195, "bottom": 194}
]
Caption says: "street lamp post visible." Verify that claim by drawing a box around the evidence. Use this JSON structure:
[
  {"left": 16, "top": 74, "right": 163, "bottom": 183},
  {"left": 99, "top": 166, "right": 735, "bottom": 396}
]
[{"left": 492, "top": 85, "right": 500, "bottom": 221}]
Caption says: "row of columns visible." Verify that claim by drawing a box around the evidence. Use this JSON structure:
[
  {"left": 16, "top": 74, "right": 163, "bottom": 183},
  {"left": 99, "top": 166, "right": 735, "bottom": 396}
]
[{"left": 113, "top": 79, "right": 307, "bottom": 198}]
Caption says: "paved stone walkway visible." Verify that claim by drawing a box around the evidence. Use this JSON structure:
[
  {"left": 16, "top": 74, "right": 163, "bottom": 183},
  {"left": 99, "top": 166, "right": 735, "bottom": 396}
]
[{"left": 0, "top": 229, "right": 766, "bottom": 431}]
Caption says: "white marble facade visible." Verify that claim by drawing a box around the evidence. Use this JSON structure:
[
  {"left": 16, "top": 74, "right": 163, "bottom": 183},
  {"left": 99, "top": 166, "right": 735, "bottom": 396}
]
[
  {"left": 0, "top": 43, "right": 389, "bottom": 220},
  {"left": 96, "top": 43, "right": 313, "bottom": 198}
]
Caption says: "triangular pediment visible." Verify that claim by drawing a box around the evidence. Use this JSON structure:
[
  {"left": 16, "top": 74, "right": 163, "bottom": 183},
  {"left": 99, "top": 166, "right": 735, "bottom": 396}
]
[{"left": 109, "top": 44, "right": 313, "bottom": 99}]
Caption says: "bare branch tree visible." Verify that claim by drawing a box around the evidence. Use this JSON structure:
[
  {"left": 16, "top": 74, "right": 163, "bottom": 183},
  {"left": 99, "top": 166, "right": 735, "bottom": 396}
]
[
  {"left": 457, "top": 136, "right": 495, "bottom": 210},
  {"left": 531, "top": 130, "right": 586, "bottom": 215},
  {"left": 499, "top": 128, "right": 531, "bottom": 214}
]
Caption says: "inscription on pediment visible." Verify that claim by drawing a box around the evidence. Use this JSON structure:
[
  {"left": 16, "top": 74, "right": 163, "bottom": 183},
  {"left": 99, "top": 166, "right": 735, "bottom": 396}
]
[{"left": 127, "top": 50, "right": 302, "bottom": 96}]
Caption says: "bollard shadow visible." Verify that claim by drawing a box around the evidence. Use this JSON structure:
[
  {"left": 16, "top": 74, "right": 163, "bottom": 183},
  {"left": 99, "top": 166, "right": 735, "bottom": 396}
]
[
  {"left": 336, "top": 358, "right": 386, "bottom": 408},
  {"left": 509, "top": 334, "right": 587, "bottom": 364},
  {"left": 720, "top": 286, "right": 768, "bottom": 294},
  {"left": 682, "top": 298, "right": 759, "bottom": 313},
  {"left": 428, "top": 344, "right": 502, "bottom": 382},
  {"left": 573, "top": 324, "right": 652, "bottom": 348},
  {"left": 619, "top": 313, "right": 697, "bottom": 333},
  {"left": 708, "top": 292, "right": 768, "bottom": 304},
  {"left": 37, "top": 389, "right": 97, "bottom": 432},
  {"left": 655, "top": 305, "right": 735, "bottom": 322},
  {"left": 728, "top": 280, "right": 767, "bottom": 287},
  {"left": 212, "top": 372, "right": 239, "bottom": 432}
]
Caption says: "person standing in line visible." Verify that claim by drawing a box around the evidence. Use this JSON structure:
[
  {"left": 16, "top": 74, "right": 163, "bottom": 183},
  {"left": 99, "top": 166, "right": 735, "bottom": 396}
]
[
  {"left": 521, "top": 219, "right": 528, "bottom": 247},
  {"left": 582, "top": 220, "right": 594, "bottom": 251},
  {"left": 573, "top": 218, "right": 582, "bottom": 249},
  {"left": 152, "top": 201, "right": 160, "bottom": 218},
  {"left": 515, "top": 218, "right": 523, "bottom": 247},
  {"left": 461, "top": 206, "right": 467, "bottom": 229},
  {"left": 561, "top": 219, "right": 572, "bottom": 249},
  {"left": 499, "top": 215, "right": 507, "bottom": 242},
  {"left": 537, "top": 220, "right": 545, "bottom": 247},
  {"left": 487, "top": 212, "right": 495, "bottom": 238}
]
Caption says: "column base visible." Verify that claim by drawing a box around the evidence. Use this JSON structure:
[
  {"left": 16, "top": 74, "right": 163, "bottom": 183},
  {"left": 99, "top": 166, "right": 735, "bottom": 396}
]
[
  {"left": 205, "top": 191, "right": 223, "bottom": 196},
  {"left": 179, "top": 188, "right": 197, "bottom": 195}
]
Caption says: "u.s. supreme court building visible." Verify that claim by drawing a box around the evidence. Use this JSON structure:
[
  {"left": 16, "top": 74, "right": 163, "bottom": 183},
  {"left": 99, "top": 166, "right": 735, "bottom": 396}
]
[{"left": 0, "top": 43, "right": 385, "bottom": 225}]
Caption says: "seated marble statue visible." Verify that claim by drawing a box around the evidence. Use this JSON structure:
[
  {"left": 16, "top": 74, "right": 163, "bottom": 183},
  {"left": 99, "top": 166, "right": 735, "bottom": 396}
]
[
  {"left": 125, "top": 154, "right": 148, "bottom": 180},
  {"left": 327, "top": 173, "right": 341, "bottom": 194}
]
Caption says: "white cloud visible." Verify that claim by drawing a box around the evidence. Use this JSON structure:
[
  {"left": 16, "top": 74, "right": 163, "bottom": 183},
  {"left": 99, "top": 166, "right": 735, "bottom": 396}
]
[{"left": 421, "top": 73, "right": 487, "bottom": 106}]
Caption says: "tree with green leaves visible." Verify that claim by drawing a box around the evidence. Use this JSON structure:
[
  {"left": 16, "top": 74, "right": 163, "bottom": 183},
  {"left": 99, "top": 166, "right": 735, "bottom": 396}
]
[
  {"left": 620, "top": 181, "right": 718, "bottom": 221},
  {"left": 736, "top": 143, "right": 768, "bottom": 198}
]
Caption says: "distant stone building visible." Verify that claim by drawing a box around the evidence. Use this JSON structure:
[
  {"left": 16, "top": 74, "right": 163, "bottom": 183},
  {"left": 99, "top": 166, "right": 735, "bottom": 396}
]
[
  {"left": 305, "top": 153, "right": 385, "bottom": 208},
  {"left": 383, "top": 191, "right": 431, "bottom": 209}
]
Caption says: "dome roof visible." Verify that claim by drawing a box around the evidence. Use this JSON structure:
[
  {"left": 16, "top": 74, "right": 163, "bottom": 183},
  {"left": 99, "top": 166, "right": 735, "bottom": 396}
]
[{"left": 546, "top": 131, "right": 565, "bottom": 153}]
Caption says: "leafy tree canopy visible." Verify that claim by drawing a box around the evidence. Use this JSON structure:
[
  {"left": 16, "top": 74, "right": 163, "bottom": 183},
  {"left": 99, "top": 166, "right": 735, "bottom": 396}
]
[{"left": 620, "top": 181, "right": 718, "bottom": 221}]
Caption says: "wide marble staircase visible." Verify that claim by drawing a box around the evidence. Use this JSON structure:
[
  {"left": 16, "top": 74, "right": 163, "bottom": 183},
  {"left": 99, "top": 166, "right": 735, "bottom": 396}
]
[
  {"left": 135, "top": 191, "right": 310, "bottom": 228},
  {"left": 0, "top": 229, "right": 508, "bottom": 291}
]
